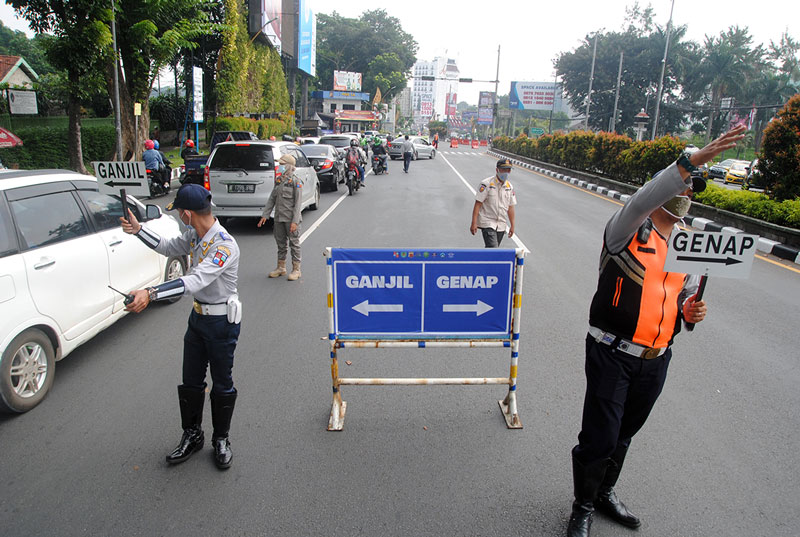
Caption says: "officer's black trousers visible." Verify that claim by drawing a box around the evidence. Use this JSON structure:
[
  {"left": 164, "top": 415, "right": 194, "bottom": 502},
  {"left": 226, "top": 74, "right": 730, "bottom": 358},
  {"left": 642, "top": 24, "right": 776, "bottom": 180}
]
[
  {"left": 573, "top": 335, "right": 671, "bottom": 465},
  {"left": 182, "top": 310, "right": 240, "bottom": 395}
]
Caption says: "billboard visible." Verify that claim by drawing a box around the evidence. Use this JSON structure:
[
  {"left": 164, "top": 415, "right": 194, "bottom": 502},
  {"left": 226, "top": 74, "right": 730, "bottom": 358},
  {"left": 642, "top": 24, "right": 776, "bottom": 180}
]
[
  {"left": 249, "top": 0, "right": 282, "bottom": 53},
  {"left": 192, "top": 67, "right": 203, "bottom": 122},
  {"left": 445, "top": 92, "right": 457, "bottom": 117},
  {"left": 333, "top": 70, "right": 362, "bottom": 92},
  {"left": 478, "top": 91, "right": 495, "bottom": 125},
  {"left": 509, "top": 81, "right": 557, "bottom": 110},
  {"left": 297, "top": 0, "right": 316, "bottom": 76},
  {"left": 8, "top": 89, "right": 38, "bottom": 115}
]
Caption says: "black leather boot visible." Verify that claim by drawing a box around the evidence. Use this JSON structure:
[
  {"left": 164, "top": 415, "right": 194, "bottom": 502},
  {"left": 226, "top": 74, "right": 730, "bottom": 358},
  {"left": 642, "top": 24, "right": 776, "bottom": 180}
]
[
  {"left": 595, "top": 444, "right": 641, "bottom": 528},
  {"left": 210, "top": 389, "right": 237, "bottom": 469},
  {"left": 166, "top": 385, "right": 205, "bottom": 464},
  {"left": 567, "top": 447, "right": 609, "bottom": 537}
]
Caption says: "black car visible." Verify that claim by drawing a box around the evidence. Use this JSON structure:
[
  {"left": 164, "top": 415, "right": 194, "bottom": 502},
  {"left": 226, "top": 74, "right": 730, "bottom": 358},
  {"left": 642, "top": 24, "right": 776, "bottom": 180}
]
[
  {"left": 301, "top": 143, "right": 345, "bottom": 191},
  {"left": 708, "top": 158, "right": 736, "bottom": 181}
]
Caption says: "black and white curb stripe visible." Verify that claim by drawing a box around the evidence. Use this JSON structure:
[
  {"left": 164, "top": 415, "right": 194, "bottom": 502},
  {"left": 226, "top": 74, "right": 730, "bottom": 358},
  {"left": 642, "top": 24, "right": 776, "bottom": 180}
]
[{"left": 488, "top": 150, "right": 800, "bottom": 266}]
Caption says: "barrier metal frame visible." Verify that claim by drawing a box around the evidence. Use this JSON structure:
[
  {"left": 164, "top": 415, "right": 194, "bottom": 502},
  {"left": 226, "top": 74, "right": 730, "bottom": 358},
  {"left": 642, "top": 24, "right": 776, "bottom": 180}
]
[{"left": 324, "top": 247, "right": 526, "bottom": 431}]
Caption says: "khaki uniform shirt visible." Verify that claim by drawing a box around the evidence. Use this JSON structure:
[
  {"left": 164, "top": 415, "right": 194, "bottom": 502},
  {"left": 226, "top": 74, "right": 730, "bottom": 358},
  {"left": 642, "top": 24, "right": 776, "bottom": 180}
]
[
  {"left": 475, "top": 176, "right": 517, "bottom": 232},
  {"left": 262, "top": 171, "right": 303, "bottom": 224}
]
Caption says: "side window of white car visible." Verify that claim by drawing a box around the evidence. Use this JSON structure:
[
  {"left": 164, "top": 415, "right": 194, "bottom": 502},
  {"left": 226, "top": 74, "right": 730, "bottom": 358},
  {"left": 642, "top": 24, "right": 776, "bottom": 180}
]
[
  {"left": 10, "top": 191, "right": 90, "bottom": 250},
  {"left": 78, "top": 190, "right": 124, "bottom": 231},
  {"left": 0, "top": 198, "right": 18, "bottom": 258}
]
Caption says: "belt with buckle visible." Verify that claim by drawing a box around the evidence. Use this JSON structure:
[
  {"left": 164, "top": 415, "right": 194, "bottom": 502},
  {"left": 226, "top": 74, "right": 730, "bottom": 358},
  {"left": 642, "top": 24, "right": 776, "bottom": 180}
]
[
  {"left": 588, "top": 326, "right": 667, "bottom": 360},
  {"left": 193, "top": 300, "right": 227, "bottom": 316}
]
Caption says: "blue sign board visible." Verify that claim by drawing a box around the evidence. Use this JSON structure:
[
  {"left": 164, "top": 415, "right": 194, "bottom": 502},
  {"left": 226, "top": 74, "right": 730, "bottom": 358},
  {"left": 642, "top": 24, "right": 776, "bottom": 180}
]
[
  {"left": 297, "top": 0, "right": 316, "bottom": 76},
  {"left": 330, "top": 249, "right": 517, "bottom": 338}
]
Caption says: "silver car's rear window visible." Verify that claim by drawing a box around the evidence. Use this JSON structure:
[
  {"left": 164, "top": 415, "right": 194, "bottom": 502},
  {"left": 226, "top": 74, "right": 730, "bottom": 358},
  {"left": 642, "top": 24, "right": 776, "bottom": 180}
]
[{"left": 210, "top": 145, "right": 275, "bottom": 171}]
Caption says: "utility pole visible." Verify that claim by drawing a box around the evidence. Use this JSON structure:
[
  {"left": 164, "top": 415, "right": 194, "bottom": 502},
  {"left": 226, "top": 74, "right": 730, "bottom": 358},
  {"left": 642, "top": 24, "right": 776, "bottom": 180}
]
[
  {"left": 111, "top": 0, "right": 123, "bottom": 160},
  {"left": 585, "top": 32, "right": 598, "bottom": 130},
  {"left": 609, "top": 51, "right": 623, "bottom": 133},
  {"left": 548, "top": 73, "right": 557, "bottom": 134},
  {"left": 652, "top": 0, "right": 675, "bottom": 139},
  {"left": 490, "top": 45, "right": 500, "bottom": 137}
]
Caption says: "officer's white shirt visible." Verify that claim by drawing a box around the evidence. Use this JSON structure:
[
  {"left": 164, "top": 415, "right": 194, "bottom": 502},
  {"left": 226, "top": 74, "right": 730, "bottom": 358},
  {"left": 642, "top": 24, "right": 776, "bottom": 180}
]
[{"left": 475, "top": 175, "right": 517, "bottom": 231}]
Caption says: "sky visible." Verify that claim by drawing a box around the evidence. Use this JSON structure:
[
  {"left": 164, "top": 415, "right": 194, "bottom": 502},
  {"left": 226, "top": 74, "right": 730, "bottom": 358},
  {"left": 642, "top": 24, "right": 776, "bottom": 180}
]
[{"left": 2, "top": 0, "right": 798, "bottom": 105}]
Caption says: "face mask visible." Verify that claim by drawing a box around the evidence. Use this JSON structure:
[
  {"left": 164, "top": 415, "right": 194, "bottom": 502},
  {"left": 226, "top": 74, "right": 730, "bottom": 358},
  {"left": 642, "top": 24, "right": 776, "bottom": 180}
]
[
  {"left": 497, "top": 171, "right": 510, "bottom": 181},
  {"left": 277, "top": 165, "right": 286, "bottom": 174},
  {"left": 662, "top": 195, "right": 691, "bottom": 219},
  {"left": 180, "top": 210, "right": 193, "bottom": 228}
]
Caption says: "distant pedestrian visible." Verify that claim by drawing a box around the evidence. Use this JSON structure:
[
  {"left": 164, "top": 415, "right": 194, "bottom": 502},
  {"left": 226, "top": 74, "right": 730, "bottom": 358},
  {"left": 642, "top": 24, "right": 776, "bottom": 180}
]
[
  {"left": 470, "top": 158, "right": 516, "bottom": 247},
  {"left": 402, "top": 135, "right": 414, "bottom": 173},
  {"left": 258, "top": 154, "right": 303, "bottom": 281}
]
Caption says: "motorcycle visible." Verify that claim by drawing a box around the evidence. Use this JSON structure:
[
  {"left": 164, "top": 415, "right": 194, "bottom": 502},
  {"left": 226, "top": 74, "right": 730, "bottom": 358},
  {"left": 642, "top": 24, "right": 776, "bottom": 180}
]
[
  {"left": 146, "top": 168, "right": 171, "bottom": 198},
  {"left": 345, "top": 162, "right": 361, "bottom": 196},
  {"left": 371, "top": 154, "right": 387, "bottom": 175}
]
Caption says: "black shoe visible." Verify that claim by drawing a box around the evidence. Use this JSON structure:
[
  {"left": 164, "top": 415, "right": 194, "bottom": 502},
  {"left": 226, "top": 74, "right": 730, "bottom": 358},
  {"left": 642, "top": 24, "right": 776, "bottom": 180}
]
[
  {"left": 360, "top": 182, "right": 366, "bottom": 188},
  {"left": 595, "top": 488, "right": 641, "bottom": 528},
  {"left": 567, "top": 508, "right": 593, "bottom": 537},
  {"left": 212, "top": 436, "right": 233, "bottom": 469},
  {"left": 166, "top": 427, "right": 204, "bottom": 464}
]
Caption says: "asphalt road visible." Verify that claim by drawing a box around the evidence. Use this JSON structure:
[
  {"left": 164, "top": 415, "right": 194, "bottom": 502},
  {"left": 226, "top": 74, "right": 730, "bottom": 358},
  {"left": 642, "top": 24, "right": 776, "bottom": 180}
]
[{"left": 1, "top": 146, "right": 799, "bottom": 536}]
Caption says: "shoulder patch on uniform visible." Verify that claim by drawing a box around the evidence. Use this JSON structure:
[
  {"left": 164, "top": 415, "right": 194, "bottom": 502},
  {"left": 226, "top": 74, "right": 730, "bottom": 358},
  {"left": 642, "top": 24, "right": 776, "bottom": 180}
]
[
  {"left": 296, "top": 182, "right": 303, "bottom": 188},
  {"left": 479, "top": 184, "right": 486, "bottom": 192},
  {"left": 212, "top": 245, "right": 231, "bottom": 267},
  {"left": 218, "top": 231, "right": 230, "bottom": 241}
]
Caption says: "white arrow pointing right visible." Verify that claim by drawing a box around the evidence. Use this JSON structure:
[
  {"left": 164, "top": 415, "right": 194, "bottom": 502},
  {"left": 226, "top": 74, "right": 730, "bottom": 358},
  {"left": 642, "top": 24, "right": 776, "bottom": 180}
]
[{"left": 442, "top": 300, "right": 493, "bottom": 316}]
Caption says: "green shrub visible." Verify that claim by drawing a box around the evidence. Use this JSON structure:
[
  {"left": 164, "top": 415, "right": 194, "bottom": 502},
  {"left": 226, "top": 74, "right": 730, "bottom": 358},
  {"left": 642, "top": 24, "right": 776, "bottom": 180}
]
[
  {"left": 1, "top": 124, "right": 115, "bottom": 170},
  {"left": 211, "top": 116, "right": 289, "bottom": 142}
]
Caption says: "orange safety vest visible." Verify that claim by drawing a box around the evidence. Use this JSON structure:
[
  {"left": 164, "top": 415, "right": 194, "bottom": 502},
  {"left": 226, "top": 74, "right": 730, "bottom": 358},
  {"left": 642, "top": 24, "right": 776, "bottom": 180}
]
[{"left": 589, "top": 224, "right": 686, "bottom": 348}]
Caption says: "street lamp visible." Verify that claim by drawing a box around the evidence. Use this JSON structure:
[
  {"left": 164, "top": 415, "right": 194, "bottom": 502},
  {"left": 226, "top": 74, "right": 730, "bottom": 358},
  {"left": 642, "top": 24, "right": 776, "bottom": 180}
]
[{"left": 634, "top": 109, "right": 650, "bottom": 141}]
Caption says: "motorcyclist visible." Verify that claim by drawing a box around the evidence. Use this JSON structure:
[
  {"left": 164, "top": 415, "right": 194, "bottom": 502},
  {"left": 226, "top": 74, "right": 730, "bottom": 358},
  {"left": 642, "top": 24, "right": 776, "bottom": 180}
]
[
  {"left": 345, "top": 138, "right": 367, "bottom": 187},
  {"left": 143, "top": 139, "right": 167, "bottom": 190},
  {"left": 180, "top": 139, "right": 198, "bottom": 161},
  {"left": 154, "top": 140, "right": 172, "bottom": 189},
  {"left": 371, "top": 137, "right": 388, "bottom": 174}
]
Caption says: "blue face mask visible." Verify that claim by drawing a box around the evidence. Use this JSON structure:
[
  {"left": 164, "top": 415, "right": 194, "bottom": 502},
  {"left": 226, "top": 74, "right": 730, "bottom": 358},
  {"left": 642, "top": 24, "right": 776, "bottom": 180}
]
[
  {"left": 277, "top": 165, "right": 286, "bottom": 174},
  {"left": 497, "top": 171, "right": 510, "bottom": 181}
]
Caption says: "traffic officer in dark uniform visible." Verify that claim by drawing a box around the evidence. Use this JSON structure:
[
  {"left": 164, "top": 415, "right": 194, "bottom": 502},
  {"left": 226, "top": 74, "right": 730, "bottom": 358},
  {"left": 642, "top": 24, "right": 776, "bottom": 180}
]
[
  {"left": 566, "top": 125, "right": 746, "bottom": 537},
  {"left": 120, "top": 183, "right": 242, "bottom": 470}
]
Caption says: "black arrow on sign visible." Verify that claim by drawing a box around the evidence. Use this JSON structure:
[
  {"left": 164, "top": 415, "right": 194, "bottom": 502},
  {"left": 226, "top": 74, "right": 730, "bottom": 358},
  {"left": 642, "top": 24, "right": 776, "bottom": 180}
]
[
  {"left": 676, "top": 255, "right": 742, "bottom": 265},
  {"left": 104, "top": 180, "right": 141, "bottom": 188}
]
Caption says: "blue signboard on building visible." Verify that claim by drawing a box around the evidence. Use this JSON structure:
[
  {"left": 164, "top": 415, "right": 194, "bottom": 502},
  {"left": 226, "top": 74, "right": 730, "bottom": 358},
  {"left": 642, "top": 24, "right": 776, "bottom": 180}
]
[
  {"left": 297, "top": 0, "right": 316, "bottom": 76},
  {"left": 329, "top": 248, "right": 517, "bottom": 338}
]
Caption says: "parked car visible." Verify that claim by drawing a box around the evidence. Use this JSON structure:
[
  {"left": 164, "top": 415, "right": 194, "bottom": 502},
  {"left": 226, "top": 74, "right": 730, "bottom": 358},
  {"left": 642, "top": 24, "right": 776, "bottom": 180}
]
[
  {"left": 318, "top": 135, "right": 358, "bottom": 157},
  {"left": 723, "top": 160, "right": 750, "bottom": 185},
  {"left": 300, "top": 143, "right": 345, "bottom": 192},
  {"left": 0, "top": 170, "right": 186, "bottom": 413},
  {"left": 205, "top": 140, "right": 320, "bottom": 223},
  {"left": 299, "top": 137, "right": 320, "bottom": 145},
  {"left": 387, "top": 136, "right": 437, "bottom": 160},
  {"left": 708, "top": 158, "right": 737, "bottom": 181}
]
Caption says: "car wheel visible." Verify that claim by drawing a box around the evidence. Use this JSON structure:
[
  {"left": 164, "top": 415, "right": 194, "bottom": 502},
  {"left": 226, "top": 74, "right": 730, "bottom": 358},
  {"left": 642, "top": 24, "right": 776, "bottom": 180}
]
[
  {"left": 331, "top": 175, "right": 338, "bottom": 191},
  {"left": 0, "top": 328, "right": 56, "bottom": 413},
  {"left": 430, "top": 149, "right": 436, "bottom": 159},
  {"left": 164, "top": 256, "right": 186, "bottom": 303},
  {"left": 310, "top": 184, "right": 320, "bottom": 210}
]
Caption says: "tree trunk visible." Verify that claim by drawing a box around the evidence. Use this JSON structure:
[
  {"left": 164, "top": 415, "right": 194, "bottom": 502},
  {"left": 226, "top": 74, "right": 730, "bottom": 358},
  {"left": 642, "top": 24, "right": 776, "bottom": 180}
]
[
  {"left": 705, "top": 87, "right": 719, "bottom": 145},
  {"left": 67, "top": 70, "right": 87, "bottom": 174}
]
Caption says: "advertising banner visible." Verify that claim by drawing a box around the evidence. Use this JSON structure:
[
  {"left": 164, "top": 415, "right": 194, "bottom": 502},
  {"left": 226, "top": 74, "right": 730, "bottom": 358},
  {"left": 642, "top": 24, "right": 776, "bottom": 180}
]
[
  {"left": 297, "top": 0, "right": 316, "bottom": 76},
  {"left": 445, "top": 93, "right": 457, "bottom": 117},
  {"left": 333, "top": 70, "right": 362, "bottom": 92},
  {"left": 509, "top": 81, "right": 557, "bottom": 110},
  {"left": 260, "top": 0, "right": 282, "bottom": 54},
  {"left": 420, "top": 101, "right": 433, "bottom": 117},
  {"left": 478, "top": 91, "right": 495, "bottom": 125},
  {"left": 192, "top": 67, "right": 203, "bottom": 123}
]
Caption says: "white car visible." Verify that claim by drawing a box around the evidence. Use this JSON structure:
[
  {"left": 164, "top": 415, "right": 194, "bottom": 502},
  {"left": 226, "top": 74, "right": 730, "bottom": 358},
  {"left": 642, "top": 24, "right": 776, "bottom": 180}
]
[
  {"left": 205, "top": 140, "right": 320, "bottom": 222},
  {"left": 0, "top": 170, "right": 186, "bottom": 413}
]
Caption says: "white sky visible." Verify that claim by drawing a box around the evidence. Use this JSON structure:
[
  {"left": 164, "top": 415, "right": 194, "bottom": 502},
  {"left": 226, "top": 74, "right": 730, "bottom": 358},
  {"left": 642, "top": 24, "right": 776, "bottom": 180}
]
[{"left": 3, "top": 0, "right": 797, "bottom": 105}]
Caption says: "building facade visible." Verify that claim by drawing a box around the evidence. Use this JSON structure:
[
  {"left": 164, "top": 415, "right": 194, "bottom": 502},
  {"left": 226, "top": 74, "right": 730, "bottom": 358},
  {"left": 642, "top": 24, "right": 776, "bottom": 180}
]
[{"left": 411, "top": 57, "right": 459, "bottom": 131}]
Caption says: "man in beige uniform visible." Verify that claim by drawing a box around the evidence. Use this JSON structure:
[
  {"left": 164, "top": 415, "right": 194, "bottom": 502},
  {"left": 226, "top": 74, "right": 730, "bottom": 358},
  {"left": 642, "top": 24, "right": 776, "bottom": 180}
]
[
  {"left": 470, "top": 158, "right": 517, "bottom": 247},
  {"left": 258, "top": 154, "right": 303, "bottom": 280}
]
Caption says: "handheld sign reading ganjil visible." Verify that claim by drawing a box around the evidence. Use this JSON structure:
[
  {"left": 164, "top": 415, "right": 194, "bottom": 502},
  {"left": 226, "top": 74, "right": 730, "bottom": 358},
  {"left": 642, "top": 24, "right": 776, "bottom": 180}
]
[{"left": 664, "top": 230, "right": 759, "bottom": 329}]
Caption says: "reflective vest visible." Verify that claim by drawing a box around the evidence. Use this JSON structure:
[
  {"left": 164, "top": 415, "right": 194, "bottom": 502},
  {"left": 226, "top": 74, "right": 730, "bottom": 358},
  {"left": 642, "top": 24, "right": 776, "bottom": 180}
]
[{"left": 589, "top": 223, "right": 686, "bottom": 348}]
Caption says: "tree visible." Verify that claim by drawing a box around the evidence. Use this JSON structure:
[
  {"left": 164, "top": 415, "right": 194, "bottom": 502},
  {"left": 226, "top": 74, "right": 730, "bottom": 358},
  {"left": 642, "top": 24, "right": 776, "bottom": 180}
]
[
  {"left": 8, "top": 0, "right": 112, "bottom": 172},
  {"left": 758, "top": 93, "right": 800, "bottom": 200},
  {"left": 427, "top": 120, "right": 447, "bottom": 138},
  {"left": 316, "top": 10, "right": 417, "bottom": 103}
]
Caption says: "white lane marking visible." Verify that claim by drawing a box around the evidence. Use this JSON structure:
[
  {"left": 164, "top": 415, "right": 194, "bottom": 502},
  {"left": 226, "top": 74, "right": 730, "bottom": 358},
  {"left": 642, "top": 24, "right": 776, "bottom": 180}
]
[
  {"left": 299, "top": 169, "right": 373, "bottom": 244},
  {"left": 440, "top": 153, "right": 530, "bottom": 254}
]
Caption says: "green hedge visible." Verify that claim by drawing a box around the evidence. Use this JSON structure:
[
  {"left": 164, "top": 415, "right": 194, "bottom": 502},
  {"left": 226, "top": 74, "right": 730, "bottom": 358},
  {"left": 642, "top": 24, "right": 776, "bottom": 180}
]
[
  {"left": 1, "top": 125, "right": 116, "bottom": 170},
  {"left": 212, "top": 116, "right": 290, "bottom": 141},
  {"left": 493, "top": 131, "right": 800, "bottom": 230}
]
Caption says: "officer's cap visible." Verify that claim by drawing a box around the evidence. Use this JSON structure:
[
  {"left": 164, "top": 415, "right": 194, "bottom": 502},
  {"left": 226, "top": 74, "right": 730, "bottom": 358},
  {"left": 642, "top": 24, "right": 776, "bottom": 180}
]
[
  {"left": 496, "top": 158, "right": 513, "bottom": 170},
  {"left": 166, "top": 183, "right": 213, "bottom": 211},
  {"left": 278, "top": 154, "right": 296, "bottom": 166}
]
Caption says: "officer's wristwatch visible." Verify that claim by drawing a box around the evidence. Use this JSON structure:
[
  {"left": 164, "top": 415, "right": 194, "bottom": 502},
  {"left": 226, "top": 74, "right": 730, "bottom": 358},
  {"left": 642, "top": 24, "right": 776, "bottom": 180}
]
[{"left": 677, "top": 152, "right": 698, "bottom": 174}]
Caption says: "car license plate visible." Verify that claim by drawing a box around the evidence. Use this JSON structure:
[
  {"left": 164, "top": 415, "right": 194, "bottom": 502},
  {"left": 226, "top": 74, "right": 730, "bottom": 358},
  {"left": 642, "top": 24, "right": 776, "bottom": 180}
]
[{"left": 227, "top": 184, "right": 255, "bottom": 193}]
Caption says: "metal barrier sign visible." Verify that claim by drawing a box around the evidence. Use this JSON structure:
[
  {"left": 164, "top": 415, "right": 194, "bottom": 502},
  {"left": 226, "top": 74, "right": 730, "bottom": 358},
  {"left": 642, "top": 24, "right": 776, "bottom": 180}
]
[{"left": 325, "top": 248, "right": 526, "bottom": 431}]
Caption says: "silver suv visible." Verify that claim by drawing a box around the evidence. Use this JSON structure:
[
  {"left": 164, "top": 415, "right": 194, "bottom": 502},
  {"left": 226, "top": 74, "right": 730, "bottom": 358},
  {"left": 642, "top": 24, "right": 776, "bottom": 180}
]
[{"left": 206, "top": 141, "right": 320, "bottom": 222}]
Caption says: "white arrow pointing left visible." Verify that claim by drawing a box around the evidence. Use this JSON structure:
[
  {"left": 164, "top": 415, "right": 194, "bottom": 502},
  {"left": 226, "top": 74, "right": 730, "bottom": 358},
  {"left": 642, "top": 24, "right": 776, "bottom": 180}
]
[
  {"left": 352, "top": 300, "right": 404, "bottom": 316},
  {"left": 442, "top": 300, "right": 493, "bottom": 316}
]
